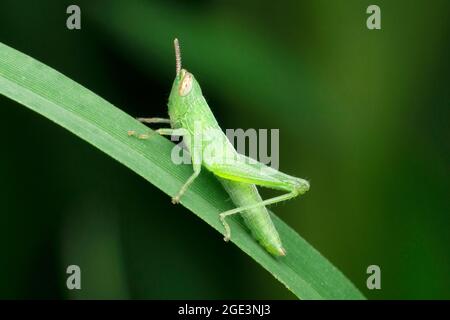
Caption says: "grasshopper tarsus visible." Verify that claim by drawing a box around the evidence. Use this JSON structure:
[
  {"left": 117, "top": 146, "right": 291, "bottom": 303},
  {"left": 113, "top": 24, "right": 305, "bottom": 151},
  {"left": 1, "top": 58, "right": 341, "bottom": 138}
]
[
  {"left": 127, "top": 129, "right": 157, "bottom": 140},
  {"left": 171, "top": 196, "right": 180, "bottom": 205},
  {"left": 220, "top": 214, "right": 232, "bottom": 242}
]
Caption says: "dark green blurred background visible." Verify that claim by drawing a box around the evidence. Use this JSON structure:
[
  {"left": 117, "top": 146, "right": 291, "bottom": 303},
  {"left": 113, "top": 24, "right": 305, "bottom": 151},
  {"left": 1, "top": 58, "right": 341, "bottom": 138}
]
[{"left": 0, "top": 0, "right": 449, "bottom": 299}]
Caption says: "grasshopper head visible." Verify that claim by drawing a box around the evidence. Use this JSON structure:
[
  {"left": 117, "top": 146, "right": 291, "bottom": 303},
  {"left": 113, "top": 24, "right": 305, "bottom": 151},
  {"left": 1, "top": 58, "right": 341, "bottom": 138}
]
[{"left": 168, "top": 39, "right": 202, "bottom": 118}]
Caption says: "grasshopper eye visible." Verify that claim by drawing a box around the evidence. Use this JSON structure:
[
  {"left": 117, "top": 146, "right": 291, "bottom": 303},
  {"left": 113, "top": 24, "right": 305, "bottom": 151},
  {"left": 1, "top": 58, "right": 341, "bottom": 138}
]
[{"left": 179, "top": 71, "right": 193, "bottom": 96}]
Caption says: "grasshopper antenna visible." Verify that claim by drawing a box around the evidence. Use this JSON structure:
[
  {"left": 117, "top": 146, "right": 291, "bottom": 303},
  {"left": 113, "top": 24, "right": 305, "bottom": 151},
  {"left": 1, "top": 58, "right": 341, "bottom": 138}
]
[{"left": 174, "top": 38, "right": 181, "bottom": 77}]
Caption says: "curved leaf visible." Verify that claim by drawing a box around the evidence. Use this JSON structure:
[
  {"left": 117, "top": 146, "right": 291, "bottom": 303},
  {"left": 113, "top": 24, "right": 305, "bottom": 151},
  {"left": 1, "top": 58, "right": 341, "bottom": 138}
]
[{"left": 0, "top": 42, "right": 364, "bottom": 299}]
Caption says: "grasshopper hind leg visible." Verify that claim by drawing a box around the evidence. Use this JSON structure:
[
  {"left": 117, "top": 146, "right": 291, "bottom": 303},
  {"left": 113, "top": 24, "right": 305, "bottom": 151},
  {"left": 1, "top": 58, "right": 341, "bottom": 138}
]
[
  {"left": 209, "top": 155, "right": 309, "bottom": 254},
  {"left": 218, "top": 188, "right": 299, "bottom": 240}
]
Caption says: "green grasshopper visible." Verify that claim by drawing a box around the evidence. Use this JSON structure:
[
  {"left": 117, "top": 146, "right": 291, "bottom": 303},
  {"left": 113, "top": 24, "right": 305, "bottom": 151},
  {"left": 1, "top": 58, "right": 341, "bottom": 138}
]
[{"left": 129, "top": 39, "right": 309, "bottom": 256}]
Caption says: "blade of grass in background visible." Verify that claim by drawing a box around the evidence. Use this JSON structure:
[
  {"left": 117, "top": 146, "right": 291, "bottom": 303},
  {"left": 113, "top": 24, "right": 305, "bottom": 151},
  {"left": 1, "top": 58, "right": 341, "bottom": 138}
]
[{"left": 0, "top": 41, "right": 364, "bottom": 299}]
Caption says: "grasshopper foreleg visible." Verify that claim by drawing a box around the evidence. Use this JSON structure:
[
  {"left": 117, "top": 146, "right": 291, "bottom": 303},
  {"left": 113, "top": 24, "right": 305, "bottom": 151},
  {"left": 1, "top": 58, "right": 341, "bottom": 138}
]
[{"left": 136, "top": 117, "right": 171, "bottom": 124}]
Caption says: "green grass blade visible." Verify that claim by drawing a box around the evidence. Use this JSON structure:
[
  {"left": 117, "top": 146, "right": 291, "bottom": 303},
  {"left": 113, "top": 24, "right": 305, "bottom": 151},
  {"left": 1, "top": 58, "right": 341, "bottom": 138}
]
[{"left": 0, "top": 42, "right": 364, "bottom": 299}]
